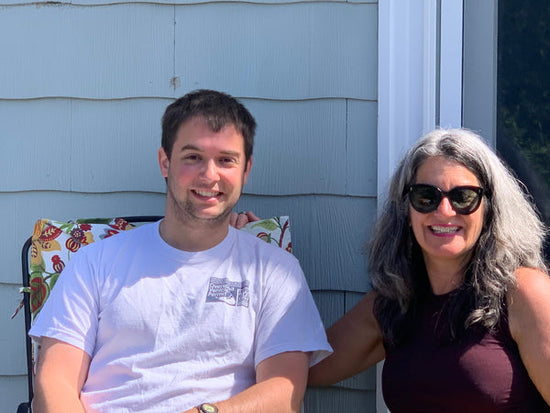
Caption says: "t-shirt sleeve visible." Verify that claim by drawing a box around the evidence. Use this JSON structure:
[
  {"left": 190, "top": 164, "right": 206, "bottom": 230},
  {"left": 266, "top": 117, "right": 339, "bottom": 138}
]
[
  {"left": 29, "top": 249, "right": 100, "bottom": 357},
  {"left": 253, "top": 257, "right": 333, "bottom": 367}
]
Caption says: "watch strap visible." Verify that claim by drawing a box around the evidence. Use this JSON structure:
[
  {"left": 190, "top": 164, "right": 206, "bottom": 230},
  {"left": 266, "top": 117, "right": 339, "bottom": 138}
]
[{"left": 198, "top": 403, "right": 219, "bottom": 413}]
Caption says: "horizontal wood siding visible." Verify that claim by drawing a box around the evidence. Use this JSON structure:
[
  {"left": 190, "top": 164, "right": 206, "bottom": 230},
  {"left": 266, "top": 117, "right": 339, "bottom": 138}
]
[
  {"left": 305, "top": 387, "right": 376, "bottom": 411},
  {"left": 312, "top": 291, "right": 376, "bottom": 391},
  {"left": 1, "top": 3, "right": 376, "bottom": 100},
  {"left": 2, "top": 192, "right": 375, "bottom": 291},
  {"left": 1, "top": 98, "right": 376, "bottom": 196},
  {"left": 236, "top": 194, "right": 375, "bottom": 291},
  {"left": 9, "top": 0, "right": 377, "bottom": 4},
  {"left": 0, "top": 376, "right": 28, "bottom": 413},
  {"left": 0, "top": 0, "right": 379, "bottom": 411},
  {"left": 0, "top": 284, "right": 28, "bottom": 375},
  {"left": 174, "top": 3, "right": 377, "bottom": 99},
  {"left": 348, "top": 100, "right": 378, "bottom": 196},
  {"left": 0, "top": 99, "right": 167, "bottom": 192},
  {"left": 0, "top": 4, "right": 174, "bottom": 99}
]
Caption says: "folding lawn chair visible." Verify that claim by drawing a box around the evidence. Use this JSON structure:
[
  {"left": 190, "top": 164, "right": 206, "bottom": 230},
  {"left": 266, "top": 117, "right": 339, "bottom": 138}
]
[{"left": 15, "top": 215, "right": 291, "bottom": 412}]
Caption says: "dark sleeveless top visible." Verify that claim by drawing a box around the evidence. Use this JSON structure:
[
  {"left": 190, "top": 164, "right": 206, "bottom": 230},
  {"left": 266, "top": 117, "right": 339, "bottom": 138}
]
[{"left": 382, "top": 290, "right": 549, "bottom": 412}]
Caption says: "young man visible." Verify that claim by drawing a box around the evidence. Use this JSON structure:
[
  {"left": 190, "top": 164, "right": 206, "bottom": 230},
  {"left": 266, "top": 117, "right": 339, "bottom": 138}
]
[{"left": 29, "top": 90, "right": 331, "bottom": 413}]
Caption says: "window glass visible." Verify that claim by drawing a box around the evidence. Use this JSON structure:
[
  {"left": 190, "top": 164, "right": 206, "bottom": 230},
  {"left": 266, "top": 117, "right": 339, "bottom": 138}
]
[{"left": 497, "top": 0, "right": 550, "bottom": 253}]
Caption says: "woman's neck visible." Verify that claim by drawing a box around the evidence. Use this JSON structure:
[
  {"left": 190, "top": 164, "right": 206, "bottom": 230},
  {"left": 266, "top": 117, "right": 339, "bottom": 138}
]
[{"left": 423, "top": 256, "right": 469, "bottom": 295}]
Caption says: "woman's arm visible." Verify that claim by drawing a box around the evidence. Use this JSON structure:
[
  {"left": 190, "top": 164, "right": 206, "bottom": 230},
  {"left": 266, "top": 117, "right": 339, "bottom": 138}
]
[
  {"left": 508, "top": 267, "right": 550, "bottom": 404},
  {"left": 308, "top": 290, "right": 385, "bottom": 386}
]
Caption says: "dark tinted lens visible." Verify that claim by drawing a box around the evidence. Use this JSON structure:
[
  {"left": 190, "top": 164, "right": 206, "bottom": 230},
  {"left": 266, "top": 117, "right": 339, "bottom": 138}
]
[
  {"left": 448, "top": 187, "right": 482, "bottom": 214},
  {"left": 408, "top": 184, "right": 483, "bottom": 215},
  {"left": 409, "top": 185, "right": 441, "bottom": 213}
]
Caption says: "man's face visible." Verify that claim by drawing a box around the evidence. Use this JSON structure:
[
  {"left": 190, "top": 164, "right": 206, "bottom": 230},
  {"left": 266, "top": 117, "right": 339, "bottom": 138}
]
[{"left": 159, "top": 116, "right": 252, "bottom": 228}]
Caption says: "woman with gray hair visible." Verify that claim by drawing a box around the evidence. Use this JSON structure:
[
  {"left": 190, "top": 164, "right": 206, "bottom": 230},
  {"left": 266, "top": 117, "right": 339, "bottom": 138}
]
[{"left": 309, "top": 128, "right": 550, "bottom": 411}]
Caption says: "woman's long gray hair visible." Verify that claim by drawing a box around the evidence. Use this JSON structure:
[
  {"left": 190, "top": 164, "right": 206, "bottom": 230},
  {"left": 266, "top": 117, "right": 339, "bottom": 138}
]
[{"left": 370, "top": 128, "right": 547, "bottom": 346}]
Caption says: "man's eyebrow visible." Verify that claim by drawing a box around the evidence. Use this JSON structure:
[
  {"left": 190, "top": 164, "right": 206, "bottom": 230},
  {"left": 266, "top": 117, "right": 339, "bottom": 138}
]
[
  {"left": 180, "top": 144, "right": 203, "bottom": 152},
  {"left": 219, "top": 150, "right": 241, "bottom": 157},
  {"left": 179, "top": 145, "right": 241, "bottom": 158}
]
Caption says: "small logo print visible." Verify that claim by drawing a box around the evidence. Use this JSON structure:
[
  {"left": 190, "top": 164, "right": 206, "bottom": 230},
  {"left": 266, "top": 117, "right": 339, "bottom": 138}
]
[{"left": 206, "top": 277, "right": 250, "bottom": 307}]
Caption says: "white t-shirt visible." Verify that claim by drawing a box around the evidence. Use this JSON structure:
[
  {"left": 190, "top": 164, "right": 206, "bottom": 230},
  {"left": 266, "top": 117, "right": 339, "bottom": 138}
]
[{"left": 30, "top": 221, "right": 332, "bottom": 412}]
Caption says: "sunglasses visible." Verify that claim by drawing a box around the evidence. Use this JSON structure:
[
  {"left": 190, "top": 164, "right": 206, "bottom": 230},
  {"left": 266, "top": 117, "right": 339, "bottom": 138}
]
[{"left": 407, "top": 184, "right": 484, "bottom": 215}]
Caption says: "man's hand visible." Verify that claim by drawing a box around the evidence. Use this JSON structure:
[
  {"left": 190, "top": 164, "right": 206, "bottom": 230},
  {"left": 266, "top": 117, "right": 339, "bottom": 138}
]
[
  {"left": 229, "top": 210, "right": 260, "bottom": 229},
  {"left": 182, "top": 351, "right": 309, "bottom": 413}
]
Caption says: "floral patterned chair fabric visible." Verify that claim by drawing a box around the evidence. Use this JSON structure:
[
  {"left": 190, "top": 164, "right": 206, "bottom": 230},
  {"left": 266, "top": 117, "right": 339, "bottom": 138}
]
[
  {"left": 25, "top": 217, "right": 135, "bottom": 320},
  {"left": 22, "top": 215, "right": 291, "bottom": 321}
]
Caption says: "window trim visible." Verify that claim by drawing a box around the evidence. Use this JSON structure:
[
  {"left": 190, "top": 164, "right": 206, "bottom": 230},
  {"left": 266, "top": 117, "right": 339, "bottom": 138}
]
[{"left": 376, "top": 0, "right": 465, "bottom": 410}]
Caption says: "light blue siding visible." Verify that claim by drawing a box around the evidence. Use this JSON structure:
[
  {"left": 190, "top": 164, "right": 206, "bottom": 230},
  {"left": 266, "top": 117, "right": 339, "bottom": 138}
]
[
  {"left": 1, "top": 3, "right": 377, "bottom": 100},
  {"left": 246, "top": 99, "right": 350, "bottom": 196},
  {"left": 1, "top": 99, "right": 73, "bottom": 190},
  {"left": 14, "top": 0, "right": 377, "bottom": 3},
  {"left": 0, "top": 4, "right": 174, "bottom": 99},
  {"left": 0, "top": 285, "right": 27, "bottom": 375},
  {"left": 235, "top": 194, "right": 376, "bottom": 291},
  {"left": 312, "top": 291, "right": 376, "bottom": 391},
  {"left": 247, "top": 99, "right": 376, "bottom": 197},
  {"left": 305, "top": 387, "right": 377, "bottom": 410},
  {"left": 348, "top": 100, "right": 378, "bottom": 196},
  {"left": 0, "top": 99, "right": 167, "bottom": 192},
  {"left": 0, "top": 375, "right": 28, "bottom": 413},
  {"left": 2, "top": 98, "right": 377, "bottom": 197},
  {"left": 174, "top": 3, "right": 377, "bottom": 99},
  {"left": 1, "top": 0, "right": 379, "bottom": 410}
]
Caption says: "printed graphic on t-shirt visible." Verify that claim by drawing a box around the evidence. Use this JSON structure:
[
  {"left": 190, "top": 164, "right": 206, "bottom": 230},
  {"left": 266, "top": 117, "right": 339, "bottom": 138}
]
[{"left": 206, "top": 277, "right": 250, "bottom": 307}]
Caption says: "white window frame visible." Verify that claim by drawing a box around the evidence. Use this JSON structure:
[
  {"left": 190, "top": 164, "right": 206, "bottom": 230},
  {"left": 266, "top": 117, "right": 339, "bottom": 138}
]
[
  {"left": 376, "top": 0, "right": 464, "bottom": 410},
  {"left": 463, "top": 0, "right": 498, "bottom": 146}
]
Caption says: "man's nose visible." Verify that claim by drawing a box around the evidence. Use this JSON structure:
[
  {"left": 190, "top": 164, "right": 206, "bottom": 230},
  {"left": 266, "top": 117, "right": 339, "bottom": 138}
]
[{"left": 201, "top": 159, "right": 220, "bottom": 181}]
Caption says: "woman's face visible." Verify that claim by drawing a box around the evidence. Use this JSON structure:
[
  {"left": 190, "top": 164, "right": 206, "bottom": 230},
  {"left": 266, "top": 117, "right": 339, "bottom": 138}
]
[{"left": 409, "top": 156, "right": 485, "bottom": 271}]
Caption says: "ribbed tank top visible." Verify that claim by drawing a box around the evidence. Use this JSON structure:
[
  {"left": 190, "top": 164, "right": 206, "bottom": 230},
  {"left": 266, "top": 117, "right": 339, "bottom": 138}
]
[{"left": 382, "top": 290, "right": 549, "bottom": 412}]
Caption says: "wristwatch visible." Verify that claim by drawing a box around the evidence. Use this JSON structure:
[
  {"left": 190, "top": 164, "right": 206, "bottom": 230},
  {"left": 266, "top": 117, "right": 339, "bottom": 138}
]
[{"left": 198, "top": 403, "right": 219, "bottom": 413}]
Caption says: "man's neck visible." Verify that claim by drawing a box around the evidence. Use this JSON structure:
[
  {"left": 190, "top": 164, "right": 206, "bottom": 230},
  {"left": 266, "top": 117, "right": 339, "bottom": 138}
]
[{"left": 158, "top": 215, "right": 230, "bottom": 252}]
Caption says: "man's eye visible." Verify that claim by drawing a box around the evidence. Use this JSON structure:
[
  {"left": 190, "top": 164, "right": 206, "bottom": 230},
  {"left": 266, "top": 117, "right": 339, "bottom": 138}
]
[
  {"left": 220, "top": 158, "right": 236, "bottom": 165},
  {"left": 184, "top": 154, "right": 200, "bottom": 162}
]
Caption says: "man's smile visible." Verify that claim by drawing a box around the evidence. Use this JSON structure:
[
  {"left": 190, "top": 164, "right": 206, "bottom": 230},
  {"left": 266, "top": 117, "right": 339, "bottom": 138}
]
[{"left": 192, "top": 189, "right": 222, "bottom": 198}]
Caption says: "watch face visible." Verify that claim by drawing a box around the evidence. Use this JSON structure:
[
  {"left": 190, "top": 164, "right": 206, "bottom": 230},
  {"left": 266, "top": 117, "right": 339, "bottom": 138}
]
[{"left": 200, "top": 403, "right": 218, "bottom": 413}]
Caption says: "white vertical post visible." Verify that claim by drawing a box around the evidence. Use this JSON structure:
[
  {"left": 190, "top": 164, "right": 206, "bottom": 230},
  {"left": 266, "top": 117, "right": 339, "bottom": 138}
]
[
  {"left": 378, "top": 0, "right": 438, "bottom": 203},
  {"left": 439, "top": 0, "right": 464, "bottom": 128},
  {"left": 377, "top": 0, "right": 442, "bottom": 411},
  {"left": 463, "top": 0, "right": 498, "bottom": 146}
]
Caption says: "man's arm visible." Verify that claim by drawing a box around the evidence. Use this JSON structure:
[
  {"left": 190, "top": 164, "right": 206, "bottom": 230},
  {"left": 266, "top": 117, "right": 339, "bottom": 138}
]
[
  {"left": 33, "top": 337, "right": 91, "bottom": 413},
  {"left": 308, "top": 290, "right": 385, "bottom": 386},
  {"left": 182, "top": 351, "right": 309, "bottom": 413}
]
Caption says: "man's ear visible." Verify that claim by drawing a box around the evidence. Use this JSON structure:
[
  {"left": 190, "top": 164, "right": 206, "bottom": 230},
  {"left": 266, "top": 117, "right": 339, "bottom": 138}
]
[
  {"left": 243, "top": 157, "right": 253, "bottom": 185},
  {"left": 158, "top": 147, "right": 170, "bottom": 178}
]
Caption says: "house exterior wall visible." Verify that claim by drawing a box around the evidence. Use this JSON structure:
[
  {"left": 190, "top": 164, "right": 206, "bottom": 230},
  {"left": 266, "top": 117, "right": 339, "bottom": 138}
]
[{"left": 0, "top": 0, "right": 379, "bottom": 411}]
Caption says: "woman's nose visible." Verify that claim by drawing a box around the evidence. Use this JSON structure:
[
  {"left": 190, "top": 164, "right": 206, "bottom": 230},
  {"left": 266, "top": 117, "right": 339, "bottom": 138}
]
[{"left": 436, "top": 196, "right": 456, "bottom": 216}]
